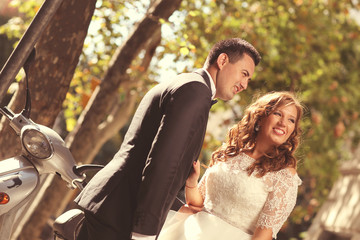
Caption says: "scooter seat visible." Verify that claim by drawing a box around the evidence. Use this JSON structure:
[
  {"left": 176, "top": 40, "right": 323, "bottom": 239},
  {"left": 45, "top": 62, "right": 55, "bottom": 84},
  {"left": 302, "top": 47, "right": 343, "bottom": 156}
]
[{"left": 53, "top": 208, "right": 84, "bottom": 240}]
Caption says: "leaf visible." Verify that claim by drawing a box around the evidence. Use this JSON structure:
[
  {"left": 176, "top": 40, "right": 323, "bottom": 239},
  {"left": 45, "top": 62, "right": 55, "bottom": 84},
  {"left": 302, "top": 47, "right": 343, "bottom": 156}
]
[{"left": 179, "top": 47, "right": 189, "bottom": 56}]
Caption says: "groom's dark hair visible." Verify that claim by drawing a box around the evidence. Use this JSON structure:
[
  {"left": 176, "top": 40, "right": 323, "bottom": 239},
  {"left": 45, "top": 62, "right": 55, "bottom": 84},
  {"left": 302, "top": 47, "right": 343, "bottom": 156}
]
[{"left": 205, "top": 38, "right": 261, "bottom": 68}]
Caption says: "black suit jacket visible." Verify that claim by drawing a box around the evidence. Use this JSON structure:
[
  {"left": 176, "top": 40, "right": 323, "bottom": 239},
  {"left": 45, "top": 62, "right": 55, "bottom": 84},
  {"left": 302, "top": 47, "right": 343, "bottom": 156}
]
[{"left": 75, "top": 69, "right": 213, "bottom": 238}]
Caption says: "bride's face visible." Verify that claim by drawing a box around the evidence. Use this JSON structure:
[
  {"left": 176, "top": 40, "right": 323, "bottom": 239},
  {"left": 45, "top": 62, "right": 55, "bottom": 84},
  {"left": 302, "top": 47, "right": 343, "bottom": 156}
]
[{"left": 256, "top": 104, "right": 298, "bottom": 149}]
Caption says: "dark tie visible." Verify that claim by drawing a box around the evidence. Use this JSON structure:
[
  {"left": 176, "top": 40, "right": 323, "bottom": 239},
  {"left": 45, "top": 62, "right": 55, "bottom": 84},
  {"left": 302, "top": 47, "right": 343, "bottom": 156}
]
[{"left": 211, "top": 99, "right": 218, "bottom": 106}]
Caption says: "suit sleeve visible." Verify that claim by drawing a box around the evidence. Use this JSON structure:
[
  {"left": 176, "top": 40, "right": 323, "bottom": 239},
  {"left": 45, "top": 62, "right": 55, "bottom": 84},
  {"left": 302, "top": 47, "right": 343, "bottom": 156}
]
[{"left": 132, "top": 82, "right": 211, "bottom": 235}]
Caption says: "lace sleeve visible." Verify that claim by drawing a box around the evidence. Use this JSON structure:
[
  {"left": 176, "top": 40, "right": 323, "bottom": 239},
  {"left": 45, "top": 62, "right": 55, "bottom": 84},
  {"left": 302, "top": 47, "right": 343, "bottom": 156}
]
[{"left": 256, "top": 169, "right": 302, "bottom": 239}]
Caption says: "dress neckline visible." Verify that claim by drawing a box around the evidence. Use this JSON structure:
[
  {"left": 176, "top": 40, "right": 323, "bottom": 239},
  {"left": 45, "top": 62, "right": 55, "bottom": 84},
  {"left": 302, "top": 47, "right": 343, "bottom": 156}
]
[{"left": 239, "top": 152, "right": 255, "bottom": 161}]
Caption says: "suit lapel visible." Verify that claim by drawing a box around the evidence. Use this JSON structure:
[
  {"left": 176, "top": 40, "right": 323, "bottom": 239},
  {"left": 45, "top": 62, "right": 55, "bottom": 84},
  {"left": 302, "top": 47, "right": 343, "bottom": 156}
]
[{"left": 194, "top": 69, "right": 212, "bottom": 90}]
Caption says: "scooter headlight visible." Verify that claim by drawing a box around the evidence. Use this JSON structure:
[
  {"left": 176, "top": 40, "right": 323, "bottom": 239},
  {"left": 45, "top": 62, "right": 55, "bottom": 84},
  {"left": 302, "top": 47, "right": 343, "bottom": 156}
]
[{"left": 22, "top": 129, "right": 53, "bottom": 159}]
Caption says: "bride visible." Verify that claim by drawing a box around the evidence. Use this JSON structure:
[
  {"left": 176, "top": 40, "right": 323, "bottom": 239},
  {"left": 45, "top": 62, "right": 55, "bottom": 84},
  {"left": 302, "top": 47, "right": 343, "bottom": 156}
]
[{"left": 158, "top": 91, "right": 304, "bottom": 240}]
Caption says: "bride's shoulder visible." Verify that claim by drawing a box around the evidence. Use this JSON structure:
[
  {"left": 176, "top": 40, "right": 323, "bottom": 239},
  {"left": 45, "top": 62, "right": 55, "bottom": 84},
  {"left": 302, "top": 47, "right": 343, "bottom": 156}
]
[
  {"left": 285, "top": 167, "right": 297, "bottom": 176},
  {"left": 264, "top": 167, "right": 302, "bottom": 187}
]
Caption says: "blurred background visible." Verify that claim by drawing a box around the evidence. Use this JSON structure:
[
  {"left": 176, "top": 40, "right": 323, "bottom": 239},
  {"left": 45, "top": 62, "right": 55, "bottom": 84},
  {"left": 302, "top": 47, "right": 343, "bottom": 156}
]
[{"left": 0, "top": 0, "right": 360, "bottom": 239}]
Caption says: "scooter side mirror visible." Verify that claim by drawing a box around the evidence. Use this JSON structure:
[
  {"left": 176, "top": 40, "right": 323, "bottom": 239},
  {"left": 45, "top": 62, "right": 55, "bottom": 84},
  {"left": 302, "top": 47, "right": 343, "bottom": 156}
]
[{"left": 73, "top": 164, "right": 104, "bottom": 176}]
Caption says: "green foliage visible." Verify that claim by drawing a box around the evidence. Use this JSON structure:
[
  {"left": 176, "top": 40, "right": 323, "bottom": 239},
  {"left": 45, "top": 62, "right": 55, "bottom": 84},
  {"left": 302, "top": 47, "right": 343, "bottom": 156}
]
[
  {"left": 62, "top": 70, "right": 101, "bottom": 131},
  {"left": 0, "top": 0, "right": 42, "bottom": 42}
]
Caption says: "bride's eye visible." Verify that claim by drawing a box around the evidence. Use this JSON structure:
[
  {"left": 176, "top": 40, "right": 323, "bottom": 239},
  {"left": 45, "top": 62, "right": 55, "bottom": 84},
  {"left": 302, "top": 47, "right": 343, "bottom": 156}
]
[{"left": 273, "top": 112, "right": 281, "bottom": 116}]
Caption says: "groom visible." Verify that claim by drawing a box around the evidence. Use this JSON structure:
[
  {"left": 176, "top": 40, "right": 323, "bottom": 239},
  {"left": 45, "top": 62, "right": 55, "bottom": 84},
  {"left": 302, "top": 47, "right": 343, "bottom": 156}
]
[{"left": 75, "top": 38, "right": 261, "bottom": 240}]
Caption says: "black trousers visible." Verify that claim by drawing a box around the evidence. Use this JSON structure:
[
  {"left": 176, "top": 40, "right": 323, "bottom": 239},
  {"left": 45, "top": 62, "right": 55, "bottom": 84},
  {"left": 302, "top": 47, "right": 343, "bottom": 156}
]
[{"left": 77, "top": 210, "right": 132, "bottom": 240}]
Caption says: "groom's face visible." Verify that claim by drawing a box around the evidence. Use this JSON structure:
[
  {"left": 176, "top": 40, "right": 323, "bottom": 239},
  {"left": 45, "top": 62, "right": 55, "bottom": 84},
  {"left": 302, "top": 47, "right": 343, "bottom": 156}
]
[{"left": 214, "top": 53, "right": 255, "bottom": 101}]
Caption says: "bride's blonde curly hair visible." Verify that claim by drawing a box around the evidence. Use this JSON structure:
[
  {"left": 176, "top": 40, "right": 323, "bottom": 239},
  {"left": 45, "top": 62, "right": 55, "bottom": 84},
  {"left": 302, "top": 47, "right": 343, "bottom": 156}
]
[{"left": 210, "top": 91, "right": 303, "bottom": 177}]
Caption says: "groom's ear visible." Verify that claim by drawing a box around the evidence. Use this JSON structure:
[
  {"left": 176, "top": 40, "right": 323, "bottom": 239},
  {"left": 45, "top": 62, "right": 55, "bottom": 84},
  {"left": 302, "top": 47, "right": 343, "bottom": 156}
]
[{"left": 216, "top": 53, "right": 229, "bottom": 70}]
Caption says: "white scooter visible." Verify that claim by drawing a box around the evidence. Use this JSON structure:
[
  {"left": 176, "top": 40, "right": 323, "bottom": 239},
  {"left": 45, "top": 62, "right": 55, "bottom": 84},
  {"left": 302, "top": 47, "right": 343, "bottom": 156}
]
[{"left": 0, "top": 67, "right": 102, "bottom": 240}]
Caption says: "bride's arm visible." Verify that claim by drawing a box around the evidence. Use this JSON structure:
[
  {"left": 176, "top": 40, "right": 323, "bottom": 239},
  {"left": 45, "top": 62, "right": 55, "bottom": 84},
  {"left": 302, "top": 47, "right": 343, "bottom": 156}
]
[
  {"left": 184, "top": 161, "right": 204, "bottom": 208},
  {"left": 253, "top": 167, "right": 300, "bottom": 239},
  {"left": 251, "top": 228, "right": 272, "bottom": 240}
]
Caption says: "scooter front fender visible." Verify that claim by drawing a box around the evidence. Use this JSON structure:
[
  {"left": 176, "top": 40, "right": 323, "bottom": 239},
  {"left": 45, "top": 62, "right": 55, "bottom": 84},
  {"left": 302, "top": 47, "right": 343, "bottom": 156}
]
[{"left": 0, "top": 156, "right": 39, "bottom": 215}]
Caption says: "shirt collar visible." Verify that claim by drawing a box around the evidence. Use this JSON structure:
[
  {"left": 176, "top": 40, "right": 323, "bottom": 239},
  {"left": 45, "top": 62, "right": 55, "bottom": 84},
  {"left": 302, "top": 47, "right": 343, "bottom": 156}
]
[{"left": 203, "top": 68, "right": 216, "bottom": 99}]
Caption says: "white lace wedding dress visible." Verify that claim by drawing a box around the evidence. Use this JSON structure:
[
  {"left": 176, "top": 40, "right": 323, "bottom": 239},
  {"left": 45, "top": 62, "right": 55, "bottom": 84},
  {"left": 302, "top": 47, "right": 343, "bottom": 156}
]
[{"left": 158, "top": 153, "right": 302, "bottom": 240}]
